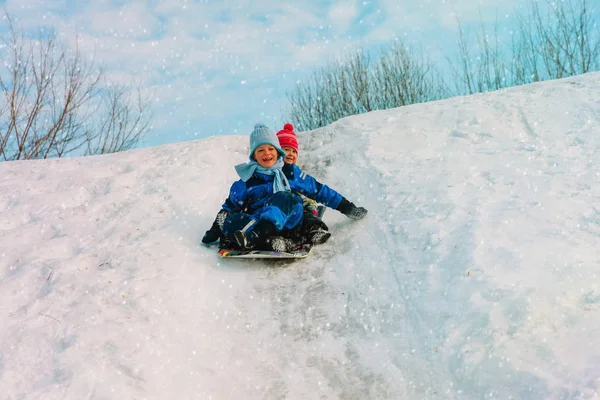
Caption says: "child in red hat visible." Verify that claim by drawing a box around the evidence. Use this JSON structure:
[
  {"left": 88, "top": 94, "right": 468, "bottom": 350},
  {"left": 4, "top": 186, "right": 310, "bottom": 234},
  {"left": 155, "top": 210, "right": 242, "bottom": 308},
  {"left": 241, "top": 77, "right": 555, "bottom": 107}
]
[
  {"left": 276, "top": 123, "right": 320, "bottom": 217},
  {"left": 276, "top": 123, "right": 330, "bottom": 245},
  {"left": 276, "top": 123, "right": 299, "bottom": 163}
]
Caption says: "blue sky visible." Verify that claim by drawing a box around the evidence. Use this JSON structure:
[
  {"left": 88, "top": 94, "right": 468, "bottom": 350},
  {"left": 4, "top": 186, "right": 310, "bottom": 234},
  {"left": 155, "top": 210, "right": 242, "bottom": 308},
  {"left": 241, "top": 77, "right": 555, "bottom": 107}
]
[{"left": 2, "top": 0, "right": 594, "bottom": 147}]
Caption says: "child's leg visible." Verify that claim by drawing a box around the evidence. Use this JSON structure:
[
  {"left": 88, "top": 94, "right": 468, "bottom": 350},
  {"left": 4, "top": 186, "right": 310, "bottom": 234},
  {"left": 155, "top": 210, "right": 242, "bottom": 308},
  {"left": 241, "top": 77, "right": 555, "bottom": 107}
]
[
  {"left": 287, "top": 209, "right": 331, "bottom": 246},
  {"left": 258, "top": 191, "right": 304, "bottom": 231},
  {"left": 222, "top": 213, "right": 261, "bottom": 248},
  {"left": 232, "top": 192, "right": 305, "bottom": 249}
]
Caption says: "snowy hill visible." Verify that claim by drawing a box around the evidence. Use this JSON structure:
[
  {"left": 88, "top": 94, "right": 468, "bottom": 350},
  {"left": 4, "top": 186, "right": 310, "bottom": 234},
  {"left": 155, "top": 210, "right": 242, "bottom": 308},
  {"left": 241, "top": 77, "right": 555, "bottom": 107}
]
[{"left": 2, "top": 72, "right": 600, "bottom": 399}]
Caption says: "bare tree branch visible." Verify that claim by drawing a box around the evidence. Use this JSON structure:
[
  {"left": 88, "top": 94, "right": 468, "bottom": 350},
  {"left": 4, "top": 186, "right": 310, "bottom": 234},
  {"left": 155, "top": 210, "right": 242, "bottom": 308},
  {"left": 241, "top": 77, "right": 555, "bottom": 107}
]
[
  {"left": 449, "top": 0, "right": 599, "bottom": 95},
  {"left": 0, "top": 10, "right": 152, "bottom": 161}
]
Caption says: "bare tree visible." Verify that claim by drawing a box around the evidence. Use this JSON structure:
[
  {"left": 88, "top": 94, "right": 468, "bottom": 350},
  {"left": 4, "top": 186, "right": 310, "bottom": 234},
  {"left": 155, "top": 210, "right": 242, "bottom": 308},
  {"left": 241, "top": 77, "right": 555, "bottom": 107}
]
[
  {"left": 447, "top": 13, "right": 512, "bottom": 95},
  {"left": 346, "top": 50, "right": 373, "bottom": 113},
  {"left": 446, "top": 20, "right": 476, "bottom": 94},
  {"left": 0, "top": 11, "right": 152, "bottom": 161}
]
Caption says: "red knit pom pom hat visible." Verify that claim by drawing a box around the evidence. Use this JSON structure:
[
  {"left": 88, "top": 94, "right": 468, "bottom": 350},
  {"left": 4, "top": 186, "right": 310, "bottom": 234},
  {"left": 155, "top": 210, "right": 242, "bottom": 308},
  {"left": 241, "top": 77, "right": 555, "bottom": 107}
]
[{"left": 276, "top": 123, "right": 299, "bottom": 153}]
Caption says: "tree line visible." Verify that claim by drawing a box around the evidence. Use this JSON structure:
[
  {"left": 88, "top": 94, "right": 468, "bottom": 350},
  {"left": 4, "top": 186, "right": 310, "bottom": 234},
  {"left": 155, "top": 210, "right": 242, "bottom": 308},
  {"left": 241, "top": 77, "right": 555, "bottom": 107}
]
[{"left": 286, "top": 0, "right": 600, "bottom": 131}]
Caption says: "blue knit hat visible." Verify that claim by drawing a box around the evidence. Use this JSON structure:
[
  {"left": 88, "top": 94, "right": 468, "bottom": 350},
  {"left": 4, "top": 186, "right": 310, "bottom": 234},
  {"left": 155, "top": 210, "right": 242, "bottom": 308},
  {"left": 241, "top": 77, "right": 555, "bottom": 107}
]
[{"left": 249, "top": 123, "right": 286, "bottom": 160}]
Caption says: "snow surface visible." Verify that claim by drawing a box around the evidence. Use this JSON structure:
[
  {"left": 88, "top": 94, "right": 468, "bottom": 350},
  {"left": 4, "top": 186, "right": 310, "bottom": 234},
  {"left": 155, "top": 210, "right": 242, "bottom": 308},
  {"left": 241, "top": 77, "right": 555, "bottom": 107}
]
[{"left": 2, "top": 73, "right": 600, "bottom": 399}]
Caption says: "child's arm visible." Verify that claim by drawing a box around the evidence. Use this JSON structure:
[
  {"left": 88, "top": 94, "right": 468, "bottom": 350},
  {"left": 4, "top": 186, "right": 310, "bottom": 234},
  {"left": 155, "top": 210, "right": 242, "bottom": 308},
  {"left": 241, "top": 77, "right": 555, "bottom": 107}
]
[
  {"left": 221, "top": 180, "right": 247, "bottom": 213},
  {"left": 291, "top": 165, "right": 368, "bottom": 220}
]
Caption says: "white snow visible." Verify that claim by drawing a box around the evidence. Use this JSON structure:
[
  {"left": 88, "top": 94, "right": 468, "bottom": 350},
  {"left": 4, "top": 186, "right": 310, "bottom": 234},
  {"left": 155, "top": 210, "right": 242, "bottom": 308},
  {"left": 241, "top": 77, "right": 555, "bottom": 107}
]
[{"left": 2, "top": 72, "right": 600, "bottom": 399}]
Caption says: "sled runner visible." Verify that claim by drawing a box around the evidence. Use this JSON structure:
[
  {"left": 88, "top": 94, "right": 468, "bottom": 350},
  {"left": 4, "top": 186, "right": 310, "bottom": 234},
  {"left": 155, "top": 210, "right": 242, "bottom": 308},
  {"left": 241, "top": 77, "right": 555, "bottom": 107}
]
[{"left": 218, "top": 246, "right": 311, "bottom": 259}]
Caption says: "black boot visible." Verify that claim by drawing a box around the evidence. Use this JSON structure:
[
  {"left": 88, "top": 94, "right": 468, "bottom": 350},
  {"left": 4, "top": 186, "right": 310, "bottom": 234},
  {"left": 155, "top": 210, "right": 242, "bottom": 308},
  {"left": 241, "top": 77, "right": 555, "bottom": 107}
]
[
  {"left": 266, "top": 236, "right": 297, "bottom": 252},
  {"left": 309, "top": 228, "right": 331, "bottom": 245},
  {"left": 300, "top": 211, "right": 331, "bottom": 245},
  {"left": 234, "top": 219, "right": 277, "bottom": 250}
]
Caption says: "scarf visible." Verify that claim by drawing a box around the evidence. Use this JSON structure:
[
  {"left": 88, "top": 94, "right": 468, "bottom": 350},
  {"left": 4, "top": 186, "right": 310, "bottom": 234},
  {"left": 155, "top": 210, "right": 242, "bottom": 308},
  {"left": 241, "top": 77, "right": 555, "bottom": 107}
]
[{"left": 235, "top": 158, "right": 290, "bottom": 193}]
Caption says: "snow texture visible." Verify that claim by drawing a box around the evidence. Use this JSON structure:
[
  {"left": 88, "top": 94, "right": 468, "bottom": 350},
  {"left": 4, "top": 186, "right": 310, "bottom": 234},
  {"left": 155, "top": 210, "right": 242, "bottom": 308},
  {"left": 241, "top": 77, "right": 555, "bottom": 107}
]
[{"left": 1, "top": 73, "right": 600, "bottom": 399}]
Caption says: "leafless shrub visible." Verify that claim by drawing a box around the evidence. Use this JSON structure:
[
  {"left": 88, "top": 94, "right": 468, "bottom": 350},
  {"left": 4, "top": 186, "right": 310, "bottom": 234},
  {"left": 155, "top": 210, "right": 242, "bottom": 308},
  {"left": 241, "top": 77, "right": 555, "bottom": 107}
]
[
  {"left": 286, "top": 42, "right": 448, "bottom": 131},
  {"left": 450, "top": 0, "right": 600, "bottom": 93}
]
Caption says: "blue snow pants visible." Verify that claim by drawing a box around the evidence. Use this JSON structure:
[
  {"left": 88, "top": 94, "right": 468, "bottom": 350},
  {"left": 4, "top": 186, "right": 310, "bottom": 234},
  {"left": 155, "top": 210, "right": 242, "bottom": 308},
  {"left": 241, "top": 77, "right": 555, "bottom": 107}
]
[{"left": 222, "top": 191, "right": 304, "bottom": 242}]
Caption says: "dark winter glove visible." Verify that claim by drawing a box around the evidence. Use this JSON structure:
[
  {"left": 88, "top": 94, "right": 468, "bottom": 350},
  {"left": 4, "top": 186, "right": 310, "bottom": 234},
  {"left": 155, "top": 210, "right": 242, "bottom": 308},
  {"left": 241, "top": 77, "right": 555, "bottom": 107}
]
[
  {"left": 201, "top": 209, "right": 229, "bottom": 245},
  {"left": 336, "top": 198, "right": 368, "bottom": 220}
]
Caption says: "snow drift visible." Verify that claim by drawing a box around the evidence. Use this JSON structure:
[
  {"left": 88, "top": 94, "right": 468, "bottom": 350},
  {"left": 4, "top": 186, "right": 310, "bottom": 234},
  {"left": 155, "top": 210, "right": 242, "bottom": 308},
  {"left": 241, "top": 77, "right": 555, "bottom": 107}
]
[{"left": 1, "top": 72, "right": 600, "bottom": 399}]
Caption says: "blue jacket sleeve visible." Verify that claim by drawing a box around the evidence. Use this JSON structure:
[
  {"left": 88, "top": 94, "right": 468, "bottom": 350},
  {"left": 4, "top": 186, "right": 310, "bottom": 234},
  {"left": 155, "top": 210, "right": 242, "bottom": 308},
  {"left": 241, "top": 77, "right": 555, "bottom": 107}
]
[
  {"left": 222, "top": 180, "right": 247, "bottom": 213},
  {"left": 289, "top": 165, "right": 343, "bottom": 209}
]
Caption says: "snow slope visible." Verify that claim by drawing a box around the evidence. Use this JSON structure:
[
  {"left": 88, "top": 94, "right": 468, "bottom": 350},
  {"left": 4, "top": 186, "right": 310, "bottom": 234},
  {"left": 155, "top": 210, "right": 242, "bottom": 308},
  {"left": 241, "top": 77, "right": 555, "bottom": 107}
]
[{"left": 1, "top": 72, "right": 600, "bottom": 399}]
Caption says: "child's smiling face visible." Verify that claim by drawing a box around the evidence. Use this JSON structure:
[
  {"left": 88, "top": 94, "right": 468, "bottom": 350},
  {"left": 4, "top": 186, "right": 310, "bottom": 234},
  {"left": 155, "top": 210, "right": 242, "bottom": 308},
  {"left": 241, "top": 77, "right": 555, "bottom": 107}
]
[
  {"left": 253, "top": 144, "right": 279, "bottom": 168},
  {"left": 282, "top": 146, "right": 298, "bottom": 164}
]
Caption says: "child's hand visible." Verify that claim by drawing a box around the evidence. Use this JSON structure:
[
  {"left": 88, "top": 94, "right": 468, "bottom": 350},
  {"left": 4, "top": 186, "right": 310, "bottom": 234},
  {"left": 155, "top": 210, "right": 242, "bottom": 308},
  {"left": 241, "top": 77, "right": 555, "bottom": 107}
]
[
  {"left": 344, "top": 205, "right": 368, "bottom": 220},
  {"left": 201, "top": 228, "right": 220, "bottom": 245},
  {"left": 202, "top": 209, "right": 229, "bottom": 245},
  {"left": 337, "top": 198, "right": 368, "bottom": 220}
]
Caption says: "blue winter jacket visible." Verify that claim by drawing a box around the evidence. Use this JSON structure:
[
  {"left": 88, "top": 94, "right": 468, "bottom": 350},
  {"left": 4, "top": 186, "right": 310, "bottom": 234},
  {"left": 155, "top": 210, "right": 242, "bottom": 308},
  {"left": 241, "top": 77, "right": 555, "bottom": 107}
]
[{"left": 222, "top": 163, "right": 343, "bottom": 219}]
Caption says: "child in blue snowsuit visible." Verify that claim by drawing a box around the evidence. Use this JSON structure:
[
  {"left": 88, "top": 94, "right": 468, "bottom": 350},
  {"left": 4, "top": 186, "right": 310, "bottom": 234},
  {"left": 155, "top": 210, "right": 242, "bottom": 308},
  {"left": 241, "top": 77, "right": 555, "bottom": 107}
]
[{"left": 202, "top": 123, "right": 367, "bottom": 252}]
